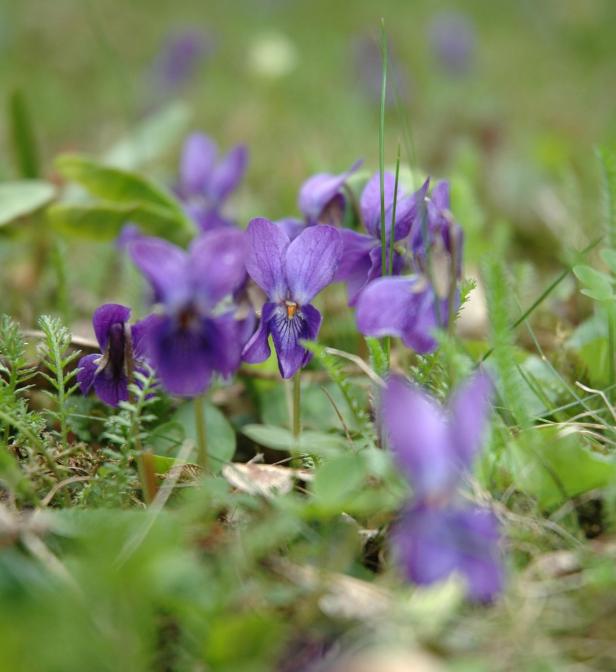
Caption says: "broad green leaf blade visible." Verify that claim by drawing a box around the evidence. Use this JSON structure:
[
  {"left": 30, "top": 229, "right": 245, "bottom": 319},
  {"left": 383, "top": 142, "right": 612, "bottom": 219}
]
[
  {"left": 8, "top": 89, "right": 40, "bottom": 179},
  {"left": 600, "top": 248, "right": 616, "bottom": 274},
  {"left": 510, "top": 428, "right": 616, "bottom": 510},
  {"left": 311, "top": 453, "right": 367, "bottom": 510},
  {"left": 54, "top": 154, "right": 194, "bottom": 238},
  {"left": 47, "top": 202, "right": 186, "bottom": 242},
  {"left": 104, "top": 101, "right": 192, "bottom": 170},
  {"left": 241, "top": 424, "right": 347, "bottom": 457},
  {"left": 150, "top": 401, "right": 235, "bottom": 474},
  {"left": 573, "top": 264, "right": 614, "bottom": 301},
  {"left": 0, "top": 180, "right": 55, "bottom": 226}
]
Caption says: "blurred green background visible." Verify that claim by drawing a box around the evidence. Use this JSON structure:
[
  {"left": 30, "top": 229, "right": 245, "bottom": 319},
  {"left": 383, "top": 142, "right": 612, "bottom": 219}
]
[
  {"left": 2, "top": 0, "right": 616, "bottom": 324},
  {"left": 1, "top": 0, "right": 615, "bottom": 223}
]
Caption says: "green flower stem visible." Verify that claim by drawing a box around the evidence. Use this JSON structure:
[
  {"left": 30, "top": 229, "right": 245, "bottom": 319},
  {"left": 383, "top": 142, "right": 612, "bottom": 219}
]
[
  {"left": 292, "top": 372, "right": 302, "bottom": 441},
  {"left": 195, "top": 394, "right": 208, "bottom": 470}
]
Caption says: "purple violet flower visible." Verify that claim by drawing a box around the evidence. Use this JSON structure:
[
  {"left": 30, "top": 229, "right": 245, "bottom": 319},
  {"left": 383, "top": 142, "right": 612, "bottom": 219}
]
[
  {"left": 116, "top": 223, "right": 144, "bottom": 251},
  {"left": 177, "top": 133, "right": 248, "bottom": 233},
  {"left": 77, "top": 304, "right": 151, "bottom": 407},
  {"left": 382, "top": 372, "right": 503, "bottom": 602},
  {"left": 410, "top": 179, "right": 463, "bottom": 286},
  {"left": 151, "top": 29, "right": 211, "bottom": 93},
  {"left": 242, "top": 218, "right": 343, "bottom": 378},
  {"left": 298, "top": 160, "right": 362, "bottom": 226},
  {"left": 355, "top": 179, "right": 463, "bottom": 353},
  {"left": 355, "top": 275, "right": 446, "bottom": 354},
  {"left": 336, "top": 172, "right": 428, "bottom": 305},
  {"left": 429, "top": 11, "right": 475, "bottom": 77},
  {"left": 129, "top": 228, "right": 247, "bottom": 396}
]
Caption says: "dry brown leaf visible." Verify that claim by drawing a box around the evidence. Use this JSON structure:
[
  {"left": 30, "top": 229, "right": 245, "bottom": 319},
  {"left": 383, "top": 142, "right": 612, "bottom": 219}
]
[
  {"left": 271, "top": 559, "right": 391, "bottom": 621},
  {"left": 222, "top": 463, "right": 312, "bottom": 498}
]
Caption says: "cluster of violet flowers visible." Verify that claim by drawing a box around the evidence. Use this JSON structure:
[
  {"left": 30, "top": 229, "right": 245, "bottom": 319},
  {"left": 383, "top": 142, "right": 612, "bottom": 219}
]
[{"left": 78, "top": 131, "right": 503, "bottom": 599}]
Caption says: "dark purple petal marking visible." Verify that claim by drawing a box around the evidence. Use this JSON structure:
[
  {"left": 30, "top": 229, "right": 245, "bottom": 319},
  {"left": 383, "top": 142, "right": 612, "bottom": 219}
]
[
  {"left": 269, "top": 303, "right": 322, "bottom": 379},
  {"left": 92, "top": 304, "right": 131, "bottom": 351}
]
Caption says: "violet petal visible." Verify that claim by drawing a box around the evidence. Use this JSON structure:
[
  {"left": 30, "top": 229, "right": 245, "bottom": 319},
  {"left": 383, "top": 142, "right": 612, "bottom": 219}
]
[
  {"left": 245, "top": 218, "right": 290, "bottom": 302},
  {"left": 92, "top": 304, "right": 131, "bottom": 351},
  {"left": 382, "top": 375, "right": 456, "bottom": 498},
  {"left": 285, "top": 225, "right": 342, "bottom": 305}
]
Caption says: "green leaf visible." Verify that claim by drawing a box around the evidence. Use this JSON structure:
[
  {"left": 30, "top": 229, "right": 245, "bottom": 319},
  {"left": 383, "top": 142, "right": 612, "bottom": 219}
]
[
  {"left": 509, "top": 427, "right": 616, "bottom": 510},
  {"left": 8, "top": 90, "right": 39, "bottom": 178},
  {"left": 311, "top": 452, "right": 367, "bottom": 510},
  {"left": 103, "top": 101, "right": 192, "bottom": 170},
  {"left": 567, "top": 312, "right": 609, "bottom": 387},
  {"left": 47, "top": 202, "right": 185, "bottom": 242},
  {"left": 601, "top": 248, "right": 616, "bottom": 274},
  {"left": 150, "top": 401, "right": 235, "bottom": 474},
  {"left": 573, "top": 264, "right": 614, "bottom": 301},
  {"left": 54, "top": 154, "right": 194, "bottom": 240},
  {"left": 205, "top": 612, "right": 286, "bottom": 671},
  {"left": 241, "top": 424, "right": 347, "bottom": 457},
  {"left": 0, "top": 180, "right": 55, "bottom": 226},
  {"left": 260, "top": 381, "right": 363, "bottom": 431}
]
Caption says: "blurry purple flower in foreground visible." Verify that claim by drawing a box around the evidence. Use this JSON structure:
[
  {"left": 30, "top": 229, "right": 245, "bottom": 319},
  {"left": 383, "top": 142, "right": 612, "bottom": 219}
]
[
  {"left": 152, "top": 29, "right": 211, "bottom": 93},
  {"left": 382, "top": 372, "right": 503, "bottom": 602},
  {"left": 177, "top": 133, "right": 248, "bottom": 232},
  {"left": 77, "top": 304, "right": 150, "bottom": 407},
  {"left": 298, "top": 160, "right": 362, "bottom": 226},
  {"left": 429, "top": 11, "right": 475, "bottom": 76},
  {"left": 336, "top": 172, "right": 428, "bottom": 305},
  {"left": 242, "top": 218, "right": 342, "bottom": 378},
  {"left": 129, "top": 229, "right": 247, "bottom": 396}
]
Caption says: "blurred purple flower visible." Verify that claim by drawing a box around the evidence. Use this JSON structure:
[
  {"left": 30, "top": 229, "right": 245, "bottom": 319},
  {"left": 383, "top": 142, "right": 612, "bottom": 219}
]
[
  {"left": 177, "top": 133, "right": 248, "bottom": 233},
  {"left": 77, "top": 304, "right": 151, "bottom": 407},
  {"left": 298, "top": 160, "right": 362, "bottom": 226},
  {"left": 128, "top": 229, "right": 247, "bottom": 396},
  {"left": 429, "top": 11, "right": 475, "bottom": 76},
  {"left": 336, "top": 172, "right": 428, "bottom": 305},
  {"left": 382, "top": 372, "right": 503, "bottom": 601},
  {"left": 352, "top": 35, "right": 411, "bottom": 107},
  {"left": 151, "top": 29, "right": 212, "bottom": 93},
  {"left": 116, "top": 223, "right": 143, "bottom": 251},
  {"left": 242, "top": 218, "right": 342, "bottom": 378}
]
